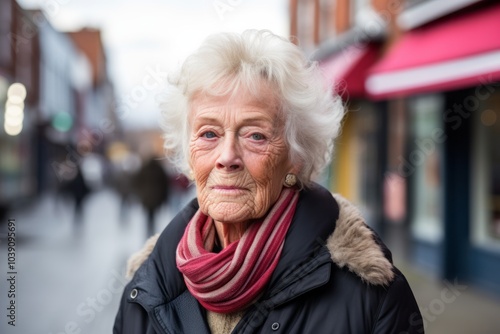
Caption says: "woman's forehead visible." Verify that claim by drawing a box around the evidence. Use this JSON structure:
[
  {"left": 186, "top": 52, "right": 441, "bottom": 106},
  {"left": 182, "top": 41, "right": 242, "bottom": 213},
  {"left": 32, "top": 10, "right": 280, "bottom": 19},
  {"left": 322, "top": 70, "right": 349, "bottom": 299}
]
[{"left": 191, "top": 83, "right": 280, "bottom": 112}]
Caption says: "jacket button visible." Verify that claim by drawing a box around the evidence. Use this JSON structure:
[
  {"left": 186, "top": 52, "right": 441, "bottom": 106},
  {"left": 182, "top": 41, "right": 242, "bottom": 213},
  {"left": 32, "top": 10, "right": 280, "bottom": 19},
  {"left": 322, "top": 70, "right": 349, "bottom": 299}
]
[
  {"left": 271, "top": 322, "right": 280, "bottom": 331},
  {"left": 130, "top": 288, "right": 138, "bottom": 299}
]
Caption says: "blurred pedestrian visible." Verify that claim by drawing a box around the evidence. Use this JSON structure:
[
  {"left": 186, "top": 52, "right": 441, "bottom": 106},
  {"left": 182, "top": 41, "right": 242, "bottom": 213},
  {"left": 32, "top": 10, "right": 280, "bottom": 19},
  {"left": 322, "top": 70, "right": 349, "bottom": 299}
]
[
  {"left": 169, "top": 172, "right": 194, "bottom": 214},
  {"left": 108, "top": 149, "right": 141, "bottom": 223},
  {"left": 132, "top": 157, "right": 171, "bottom": 238},
  {"left": 60, "top": 165, "right": 91, "bottom": 225}
]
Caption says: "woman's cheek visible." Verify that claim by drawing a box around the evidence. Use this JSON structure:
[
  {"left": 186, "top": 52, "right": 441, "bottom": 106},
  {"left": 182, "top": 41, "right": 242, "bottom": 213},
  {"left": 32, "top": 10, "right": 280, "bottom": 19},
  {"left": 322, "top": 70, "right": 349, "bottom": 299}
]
[
  {"left": 189, "top": 144, "right": 214, "bottom": 188},
  {"left": 190, "top": 139, "right": 215, "bottom": 164},
  {"left": 241, "top": 139, "right": 268, "bottom": 154}
]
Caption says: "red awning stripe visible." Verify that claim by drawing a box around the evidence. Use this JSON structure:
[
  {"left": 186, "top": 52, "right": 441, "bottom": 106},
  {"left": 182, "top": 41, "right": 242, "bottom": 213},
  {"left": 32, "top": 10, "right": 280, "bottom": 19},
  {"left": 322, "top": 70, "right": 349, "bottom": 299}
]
[
  {"left": 320, "top": 45, "right": 367, "bottom": 83},
  {"left": 320, "top": 43, "right": 378, "bottom": 99},
  {"left": 367, "top": 50, "right": 500, "bottom": 97},
  {"left": 366, "top": 2, "right": 500, "bottom": 99}
]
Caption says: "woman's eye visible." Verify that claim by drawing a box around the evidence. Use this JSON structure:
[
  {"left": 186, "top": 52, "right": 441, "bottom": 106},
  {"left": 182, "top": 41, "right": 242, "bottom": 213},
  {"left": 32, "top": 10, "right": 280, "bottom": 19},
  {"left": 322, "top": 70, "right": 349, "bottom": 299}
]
[
  {"left": 250, "top": 133, "right": 265, "bottom": 141},
  {"left": 202, "top": 131, "right": 217, "bottom": 139}
]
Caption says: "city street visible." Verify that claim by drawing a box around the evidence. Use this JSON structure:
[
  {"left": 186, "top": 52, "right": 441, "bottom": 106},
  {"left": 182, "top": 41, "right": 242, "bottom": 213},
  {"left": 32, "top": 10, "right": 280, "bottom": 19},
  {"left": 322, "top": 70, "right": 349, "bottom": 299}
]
[{"left": 1, "top": 187, "right": 500, "bottom": 334}]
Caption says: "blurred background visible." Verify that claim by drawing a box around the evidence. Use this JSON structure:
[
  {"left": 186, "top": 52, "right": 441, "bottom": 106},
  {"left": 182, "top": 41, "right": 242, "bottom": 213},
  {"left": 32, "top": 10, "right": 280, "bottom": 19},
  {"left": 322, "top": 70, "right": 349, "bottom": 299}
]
[{"left": 0, "top": 0, "right": 500, "bottom": 333}]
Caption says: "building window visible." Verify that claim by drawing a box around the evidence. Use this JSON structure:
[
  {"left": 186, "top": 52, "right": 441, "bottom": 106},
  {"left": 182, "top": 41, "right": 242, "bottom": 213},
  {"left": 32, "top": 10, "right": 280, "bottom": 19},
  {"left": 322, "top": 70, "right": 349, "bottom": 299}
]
[
  {"left": 472, "top": 91, "right": 500, "bottom": 250},
  {"left": 319, "top": 0, "right": 335, "bottom": 41},
  {"left": 355, "top": 102, "right": 380, "bottom": 224},
  {"left": 408, "top": 94, "right": 445, "bottom": 243},
  {"left": 296, "top": 0, "right": 316, "bottom": 54}
]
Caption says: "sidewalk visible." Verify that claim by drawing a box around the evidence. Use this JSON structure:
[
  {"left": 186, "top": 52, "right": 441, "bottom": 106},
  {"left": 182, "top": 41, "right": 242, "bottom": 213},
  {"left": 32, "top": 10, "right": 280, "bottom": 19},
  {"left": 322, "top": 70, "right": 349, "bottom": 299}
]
[
  {"left": 383, "top": 222, "right": 500, "bottom": 334},
  {"left": 0, "top": 187, "right": 176, "bottom": 334},
  {"left": 395, "top": 256, "right": 500, "bottom": 334}
]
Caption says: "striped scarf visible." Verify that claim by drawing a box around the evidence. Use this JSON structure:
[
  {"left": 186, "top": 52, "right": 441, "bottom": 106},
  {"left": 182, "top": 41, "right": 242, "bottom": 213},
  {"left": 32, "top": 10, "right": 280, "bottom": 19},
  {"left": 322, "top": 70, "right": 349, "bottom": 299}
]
[{"left": 176, "top": 187, "right": 299, "bottom": 313}]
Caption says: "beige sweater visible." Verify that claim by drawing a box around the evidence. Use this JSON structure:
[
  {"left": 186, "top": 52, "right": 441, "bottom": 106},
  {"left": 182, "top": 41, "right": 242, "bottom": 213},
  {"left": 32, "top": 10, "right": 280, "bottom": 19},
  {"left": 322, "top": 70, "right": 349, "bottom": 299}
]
[{"left": 206, "top": 310, "right": 245, "bottom": 334}]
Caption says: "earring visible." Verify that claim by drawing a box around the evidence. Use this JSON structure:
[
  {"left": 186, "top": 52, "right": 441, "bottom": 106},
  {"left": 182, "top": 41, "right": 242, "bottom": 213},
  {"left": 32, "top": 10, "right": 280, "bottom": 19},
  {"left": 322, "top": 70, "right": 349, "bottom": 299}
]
[{"left": 284, "top": 173, "right": 297, "bottom": 187}]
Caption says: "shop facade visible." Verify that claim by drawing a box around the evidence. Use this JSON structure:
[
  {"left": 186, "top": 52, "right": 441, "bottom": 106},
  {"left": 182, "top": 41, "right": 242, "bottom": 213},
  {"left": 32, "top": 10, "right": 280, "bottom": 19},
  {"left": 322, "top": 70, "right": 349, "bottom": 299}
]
[{"left": 366, "top": 1, "right": 500, "bottom": 294}]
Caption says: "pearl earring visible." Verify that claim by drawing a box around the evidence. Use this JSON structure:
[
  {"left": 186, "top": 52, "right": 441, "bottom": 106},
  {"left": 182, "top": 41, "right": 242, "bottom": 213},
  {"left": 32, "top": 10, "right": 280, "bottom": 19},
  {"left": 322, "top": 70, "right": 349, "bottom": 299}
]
[{"left": 284, "top": 173, "right": 297, "bottom": 187}]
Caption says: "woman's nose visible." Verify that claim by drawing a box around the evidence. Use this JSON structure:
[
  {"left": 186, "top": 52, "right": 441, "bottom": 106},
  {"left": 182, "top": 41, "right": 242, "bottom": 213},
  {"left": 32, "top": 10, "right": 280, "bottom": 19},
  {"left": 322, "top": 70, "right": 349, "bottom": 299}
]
[{"left": 216, "top": 135, "right": 243, "bottom": 171}]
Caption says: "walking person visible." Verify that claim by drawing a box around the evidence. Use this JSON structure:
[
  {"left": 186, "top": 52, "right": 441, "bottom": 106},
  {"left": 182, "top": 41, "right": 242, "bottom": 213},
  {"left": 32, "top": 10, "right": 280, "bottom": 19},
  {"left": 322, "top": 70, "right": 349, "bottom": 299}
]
[{"left": 132, "top": 157, "right": 171, "bottom": 238}]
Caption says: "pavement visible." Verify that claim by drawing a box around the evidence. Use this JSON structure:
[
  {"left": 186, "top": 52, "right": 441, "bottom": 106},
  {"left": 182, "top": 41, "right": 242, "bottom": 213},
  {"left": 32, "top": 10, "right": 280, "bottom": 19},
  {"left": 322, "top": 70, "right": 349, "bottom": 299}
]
[
  {"left": 399, "top": 262, "right": 500, "bottom": 334},
  {"left": 387, "top": 224, "right": 500, "bottom": 334},
  {"left": 0, "top": 187, "right": 183, "bottom": 334},
  {"left": 0, "top": 187, "right": 499, "bottom": 334}
]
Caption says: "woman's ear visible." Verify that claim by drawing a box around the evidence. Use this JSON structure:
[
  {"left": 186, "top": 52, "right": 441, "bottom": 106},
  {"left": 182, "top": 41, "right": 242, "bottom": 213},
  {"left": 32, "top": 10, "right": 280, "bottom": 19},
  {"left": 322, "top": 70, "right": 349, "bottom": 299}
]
[
  {"left": 290, "top": 166, "right": 301, "bottom": 175},
  {"left": 287, "top": 158, "right": 302, "bottom": 177},
  {"left": 284, "top": 158, "right": 303, "bottom": 188}
]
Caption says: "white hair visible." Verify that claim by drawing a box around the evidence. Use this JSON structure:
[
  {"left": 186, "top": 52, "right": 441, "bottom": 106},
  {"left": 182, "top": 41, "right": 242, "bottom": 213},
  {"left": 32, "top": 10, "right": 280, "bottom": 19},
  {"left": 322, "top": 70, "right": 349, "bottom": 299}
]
[{"left": 160, "top": 29, "right": 344, "bottom": 187}]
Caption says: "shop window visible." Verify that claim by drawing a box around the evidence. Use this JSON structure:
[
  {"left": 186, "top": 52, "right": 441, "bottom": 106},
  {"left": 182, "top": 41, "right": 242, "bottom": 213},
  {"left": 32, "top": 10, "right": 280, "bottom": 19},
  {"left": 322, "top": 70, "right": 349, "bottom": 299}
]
[
  {"left": 472, "top": 91, "right": 500, "bottom": 249},
  {"left": 326, "top": 102, "right": 379, "bottom": 226},
  {"left": 296, "top": 0, "right": 316, "bottom": 54},
  {"left": 355, "top": 102, "right": 379, "bottom": 224},
  {"left": 319, "top": 0, "right": 336, "bottom": 41},
  {"left": 408, "top": 94, "right": 445, "bottom": 243}
]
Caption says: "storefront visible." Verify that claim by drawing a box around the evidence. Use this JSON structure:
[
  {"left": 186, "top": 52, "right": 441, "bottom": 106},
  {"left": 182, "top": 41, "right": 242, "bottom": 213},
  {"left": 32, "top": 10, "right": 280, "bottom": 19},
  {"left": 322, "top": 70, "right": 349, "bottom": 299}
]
[
  {"left": 366, "top": 1, "right": 500, "bottom": 294},
  {"left": 0, "top": 79, "right": 37, "bottom": 207},
  {"left": 319, "top": 42, "right": 387, "bottom": 230},
  {"left": 0, "top": 0, "right": 40, "bottom": 210},
  {"left": 468, "top": 89, "right": 500, "bottom": 292}
]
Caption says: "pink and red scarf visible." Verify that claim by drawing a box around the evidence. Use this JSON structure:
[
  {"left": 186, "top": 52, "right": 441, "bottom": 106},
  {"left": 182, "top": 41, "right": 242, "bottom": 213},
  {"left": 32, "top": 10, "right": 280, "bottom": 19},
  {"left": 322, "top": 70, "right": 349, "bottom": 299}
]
[{"left": 176, "top": 187, "right": 299, "bottom": 313}]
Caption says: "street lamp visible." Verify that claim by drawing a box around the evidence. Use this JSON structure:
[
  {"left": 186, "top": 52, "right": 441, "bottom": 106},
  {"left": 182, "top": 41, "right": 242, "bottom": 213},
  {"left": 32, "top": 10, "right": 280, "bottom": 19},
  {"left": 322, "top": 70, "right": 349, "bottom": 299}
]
[{"left": 4, "top": 83, "right": 26, "bottom": 136}]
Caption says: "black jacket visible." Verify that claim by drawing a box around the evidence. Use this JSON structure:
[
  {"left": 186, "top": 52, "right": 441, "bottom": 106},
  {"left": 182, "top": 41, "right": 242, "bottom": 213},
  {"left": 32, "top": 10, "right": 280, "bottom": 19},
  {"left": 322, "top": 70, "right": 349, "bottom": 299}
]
[{"left": 114, "top": 184, "right": 424, "bottom": 333}]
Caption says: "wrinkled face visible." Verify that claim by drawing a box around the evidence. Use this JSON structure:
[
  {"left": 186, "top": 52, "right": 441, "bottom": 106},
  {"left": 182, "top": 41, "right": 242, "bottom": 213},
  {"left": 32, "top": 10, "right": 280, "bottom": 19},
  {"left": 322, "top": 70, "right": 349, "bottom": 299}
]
[{"left": 189, "top": 84, "right": 294, "bottom": 225}]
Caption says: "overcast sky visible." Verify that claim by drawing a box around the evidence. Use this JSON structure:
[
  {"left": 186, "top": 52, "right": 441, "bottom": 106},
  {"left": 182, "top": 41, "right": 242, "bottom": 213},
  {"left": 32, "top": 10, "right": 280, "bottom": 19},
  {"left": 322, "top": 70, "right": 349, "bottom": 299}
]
[{"left": 18, "top": 0, "right": 289, "bottom": 129}]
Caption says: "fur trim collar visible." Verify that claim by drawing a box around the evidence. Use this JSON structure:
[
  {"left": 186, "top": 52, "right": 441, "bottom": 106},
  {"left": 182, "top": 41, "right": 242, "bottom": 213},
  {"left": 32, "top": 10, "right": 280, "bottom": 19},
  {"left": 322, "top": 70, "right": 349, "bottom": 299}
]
[
  {"left": 126, "top": 233, "right": 159, "bottom": 279},
  {"left": 126, "top": 194, "right": 394, "bottom": 285},
  {"left": 329, "top": 194, "right": 394, "bottom": 285}
]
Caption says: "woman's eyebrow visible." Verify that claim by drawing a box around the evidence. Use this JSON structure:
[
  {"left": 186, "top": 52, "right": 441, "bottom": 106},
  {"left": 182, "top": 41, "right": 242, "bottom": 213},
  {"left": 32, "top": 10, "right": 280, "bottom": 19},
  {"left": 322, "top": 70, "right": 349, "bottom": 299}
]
[
  {"left": 240, "top": 116, "right": 273, "bottom": 125},
  {"left": 191, "top": 115, "right": 221, "bottom": 128}
]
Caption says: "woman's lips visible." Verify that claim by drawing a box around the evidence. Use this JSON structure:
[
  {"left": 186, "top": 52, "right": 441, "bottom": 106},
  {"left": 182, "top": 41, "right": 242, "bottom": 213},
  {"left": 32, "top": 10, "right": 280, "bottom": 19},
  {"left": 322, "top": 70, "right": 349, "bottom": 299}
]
[{"left": 211, "top": 185, "right": 247, "bottom": 193}]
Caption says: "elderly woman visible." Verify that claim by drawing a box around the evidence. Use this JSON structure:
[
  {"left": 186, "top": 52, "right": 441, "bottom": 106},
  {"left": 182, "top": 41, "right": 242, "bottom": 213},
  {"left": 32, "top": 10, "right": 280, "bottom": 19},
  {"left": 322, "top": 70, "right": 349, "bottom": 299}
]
[{"left": 114, "top": 30, "right": 423, "bottom": 334}]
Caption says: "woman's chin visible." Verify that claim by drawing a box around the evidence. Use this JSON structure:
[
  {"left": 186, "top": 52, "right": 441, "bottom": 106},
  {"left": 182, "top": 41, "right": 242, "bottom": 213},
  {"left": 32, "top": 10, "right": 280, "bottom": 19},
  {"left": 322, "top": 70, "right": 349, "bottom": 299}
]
[{"left": 206, "top": 202, "right": 253, "bottom": 225}]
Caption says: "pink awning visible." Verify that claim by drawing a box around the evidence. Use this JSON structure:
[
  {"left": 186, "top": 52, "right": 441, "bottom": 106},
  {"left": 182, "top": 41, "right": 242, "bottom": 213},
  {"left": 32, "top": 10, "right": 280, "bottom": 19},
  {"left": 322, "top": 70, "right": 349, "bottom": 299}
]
[
  {"left": 366, "top": 3, "right": 500, "bottom": 99},
  {"left": 320, "top": 43, "right": 378, "bottom": 99}
]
